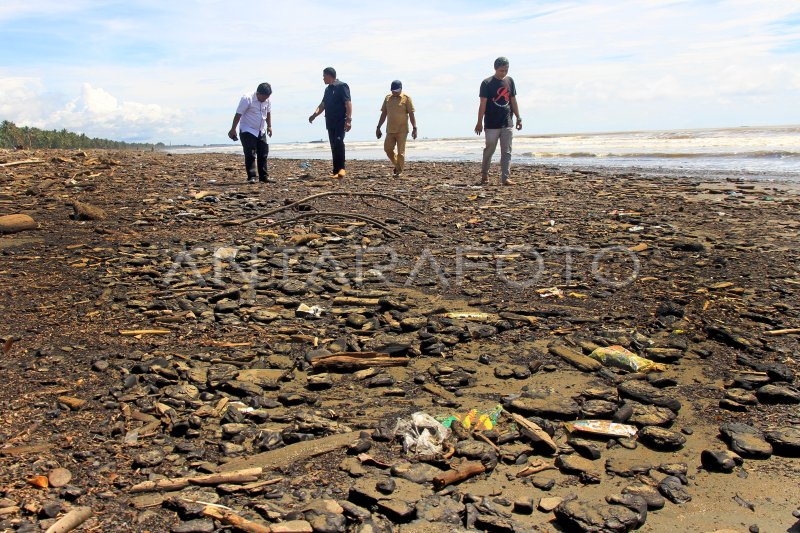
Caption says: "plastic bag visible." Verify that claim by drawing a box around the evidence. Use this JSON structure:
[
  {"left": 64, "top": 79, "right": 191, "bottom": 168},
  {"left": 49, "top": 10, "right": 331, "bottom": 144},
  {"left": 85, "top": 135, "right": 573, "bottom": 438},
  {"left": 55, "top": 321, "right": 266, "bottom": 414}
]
[
  {"left": 589, "top": 345, "right": 666, "bottom": 373},
  {"left": 394, "top": 412, "right": 451, "bottom": 456}
]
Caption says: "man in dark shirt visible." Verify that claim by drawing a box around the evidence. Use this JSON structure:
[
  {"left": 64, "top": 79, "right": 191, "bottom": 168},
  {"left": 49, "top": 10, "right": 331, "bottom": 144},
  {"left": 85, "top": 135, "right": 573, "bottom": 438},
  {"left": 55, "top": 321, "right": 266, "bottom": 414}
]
[
  {"left": 474, "top": 57, "right": 522, "bottom": 186},
  {"left": 309, "top": 67, "right": 352, "bottom": 179}
]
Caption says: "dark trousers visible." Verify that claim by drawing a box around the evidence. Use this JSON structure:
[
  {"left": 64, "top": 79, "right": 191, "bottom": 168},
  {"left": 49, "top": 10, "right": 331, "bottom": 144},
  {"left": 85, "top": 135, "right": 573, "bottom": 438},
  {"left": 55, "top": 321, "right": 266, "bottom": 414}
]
[
  {"left": 240, "top": 131, "right": 269, "bottom": 179},
  {"left": 327, "top": 124, "right": 346, "bottom": 173}
]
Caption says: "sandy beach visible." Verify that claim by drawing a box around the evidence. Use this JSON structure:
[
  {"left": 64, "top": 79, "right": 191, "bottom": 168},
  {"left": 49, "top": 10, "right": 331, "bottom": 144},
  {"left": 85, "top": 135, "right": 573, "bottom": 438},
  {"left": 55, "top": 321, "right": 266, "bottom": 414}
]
[{"left": 1, "top": 150, "right": 799, "bottom": 532}]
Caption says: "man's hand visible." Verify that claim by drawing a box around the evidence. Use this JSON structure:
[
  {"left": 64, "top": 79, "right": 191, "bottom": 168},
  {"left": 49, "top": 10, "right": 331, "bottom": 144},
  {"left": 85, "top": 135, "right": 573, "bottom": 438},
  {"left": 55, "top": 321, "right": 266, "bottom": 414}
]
[
  {"left": 267, "top": 127, "right": 273, "bottom": 137},
  {"left": 308, "top": 114, "right": 316, "bottom": 123},
  {"left": 376, "top": 127, "right": 382, "bottom": 139},
  {"left": 228, "top": 129, "right": 238, "bottom": 141},
  {"left": 412, "top": 127, "right": 417, "bottom": 140},
  {"left": 516, "top": 118, "right": 522, "bottom": 131},
  {"left": 344, "top": 120, "right": 352, "bottom": 132},
  {"left": 474, "top": 123, "right": 483, "bottom": 135}
]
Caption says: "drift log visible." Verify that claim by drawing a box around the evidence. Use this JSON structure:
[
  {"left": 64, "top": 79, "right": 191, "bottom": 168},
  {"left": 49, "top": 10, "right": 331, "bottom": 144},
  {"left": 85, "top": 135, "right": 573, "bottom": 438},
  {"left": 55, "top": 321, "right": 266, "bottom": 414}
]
[
  {"left": 311, "top": 352, "right": 410, "bottom": 372},
  {"left": 433, "top": 461, "right": 487, "bottom": 490},
  {"left": 549, "top": 344, "right": 602, "bottom": 372}
]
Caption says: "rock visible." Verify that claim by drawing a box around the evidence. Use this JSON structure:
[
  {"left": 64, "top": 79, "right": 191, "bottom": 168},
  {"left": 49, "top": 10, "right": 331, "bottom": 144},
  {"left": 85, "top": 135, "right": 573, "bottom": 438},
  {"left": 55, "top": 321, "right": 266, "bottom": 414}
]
[
  {"left": 47, "top": 468, "right": 72, "bottom": 488},
  {"left": 724, "top": 388, "right": 757, "bottom": 405},
  {"left": 606, "top": 493, "right": 648, "bottom": 528},
  {"left": 376, "top": 477, "right": 396, "bottom": 495},
  {"left": 554, "top": 499, "right": 639, "bottom": 532},
  {"left": 719, "top": 423, "right": 773, "bottom": 459},
  {"left": 567, "top": 438, "right": 603, "bottom": 460},
  {"left": 71, "top": 200, "right": 107, "bottom": 220},
  {"left": 626, "top": 402, "right": 677, "bottom": 427},
  {"left": 763, "top": 427, "right": 800, "bottom": 457},
  {"left": 171, "top": 519, "right": 215, "bottom": 533},
  {"left": 701, "top": 450, "right": 742, "bottom": 472},
  {"left": 580, "top": 399, "right": 618, "bottom": 418},
  {"left": 512, "top": 497, "right": 534, "bottom": 515},
  {"left": 415, "top": 495, "right": 465, "bottom": 523},
  {"left": 133, "top": 449, "right": 165, "bottom": 468},
  {"left": 531, "top": 477, "right": 555, "bottom": 491},
  {"left": 622, "top": 482, "right": 665, "bottom": 510},
  {"left": 638, "top": 426, "right": 686, "bottom": 450},
  {"left": 658, "top": 476, "right": 691, "bottom": 504},
  {"left": 271, "top": 521, "right": 313, "bottom": 532},
  {"left": 605, "top": 457, "right": 652, "bottom": 478},
  {"left": 308, "top": 513, "right": 346, "bottom": 533},
  {"left": 618, "top": 380, "right": 681, "bottom": 412},
  {"left": 507, "top": 395, "right": 580, "bottom": 420},
  {"left": 756, "top": 384, "right": 800, "bottom": 404},
  {"left": 644, "top": 347, "right": 684, "bottom": 362},
  {"left": 391, "top": 462, "right": 443, "bottom": 484},
  {"left": 0, "top": 214, "right": 37, "bottom": 234},
  {"left": 556, "top": 455, "right": 602, "bottom": 483},
  {"left": 538, "top": 497, "right": 563, "bottom": 512}
]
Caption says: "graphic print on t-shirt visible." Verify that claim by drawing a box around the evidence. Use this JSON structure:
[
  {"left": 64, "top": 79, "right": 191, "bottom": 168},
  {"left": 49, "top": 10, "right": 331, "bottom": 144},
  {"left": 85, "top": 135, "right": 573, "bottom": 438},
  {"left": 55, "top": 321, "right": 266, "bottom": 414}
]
[{"left": 492, "top": 86, "right": 510, "bottom": 108}]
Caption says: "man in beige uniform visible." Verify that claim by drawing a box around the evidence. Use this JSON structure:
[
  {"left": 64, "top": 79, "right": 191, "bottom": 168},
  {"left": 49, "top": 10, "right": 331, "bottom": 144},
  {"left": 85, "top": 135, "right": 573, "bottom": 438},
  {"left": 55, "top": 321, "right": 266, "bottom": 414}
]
[{"left": 376, "top": 80, "right": 417, "bottom": 177}]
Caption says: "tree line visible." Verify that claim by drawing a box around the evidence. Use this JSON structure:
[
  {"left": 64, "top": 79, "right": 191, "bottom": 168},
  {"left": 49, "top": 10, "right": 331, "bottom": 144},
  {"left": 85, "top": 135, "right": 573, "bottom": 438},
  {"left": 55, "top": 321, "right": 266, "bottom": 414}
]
[{"left": 0, "top": 120, "right": 164, "bottom": 150}]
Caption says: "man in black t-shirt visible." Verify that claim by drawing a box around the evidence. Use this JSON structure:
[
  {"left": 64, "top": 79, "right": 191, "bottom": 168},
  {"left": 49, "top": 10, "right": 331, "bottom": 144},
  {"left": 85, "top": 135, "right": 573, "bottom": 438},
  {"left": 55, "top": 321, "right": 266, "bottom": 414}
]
[
  {"left": 474, "top": 57, "right": 522, "bottom": 186},
  {"left": 309, "top": 67, "right": 352, "bottom": 179}
]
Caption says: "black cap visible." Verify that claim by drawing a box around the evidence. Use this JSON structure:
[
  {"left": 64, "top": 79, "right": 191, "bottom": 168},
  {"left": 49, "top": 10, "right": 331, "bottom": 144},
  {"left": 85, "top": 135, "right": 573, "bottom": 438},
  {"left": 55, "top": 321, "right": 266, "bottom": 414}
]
[{"left": 391, "top": 80, "right": 402, "bottom": 92}]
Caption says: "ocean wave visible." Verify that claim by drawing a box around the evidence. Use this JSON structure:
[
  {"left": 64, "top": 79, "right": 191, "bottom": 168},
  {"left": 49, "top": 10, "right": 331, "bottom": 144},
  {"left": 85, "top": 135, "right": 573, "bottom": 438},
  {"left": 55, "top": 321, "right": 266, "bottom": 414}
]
[{"left": 520, "top": 151, "right": 800, "bottom": 159}]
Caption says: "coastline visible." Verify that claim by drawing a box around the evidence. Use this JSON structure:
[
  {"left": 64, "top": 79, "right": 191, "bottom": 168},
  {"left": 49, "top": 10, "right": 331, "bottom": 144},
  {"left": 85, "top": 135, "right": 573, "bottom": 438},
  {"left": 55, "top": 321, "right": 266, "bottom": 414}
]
[{"left": 1, "top": 150, "right": 799, "bottom": 532}]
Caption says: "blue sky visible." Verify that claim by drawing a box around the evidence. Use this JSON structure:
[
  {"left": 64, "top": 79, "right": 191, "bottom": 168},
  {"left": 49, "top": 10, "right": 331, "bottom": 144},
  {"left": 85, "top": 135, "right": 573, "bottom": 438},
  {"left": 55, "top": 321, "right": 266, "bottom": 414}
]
[{"left": 1, "top": 0, "right": 798, "bottom": 145}]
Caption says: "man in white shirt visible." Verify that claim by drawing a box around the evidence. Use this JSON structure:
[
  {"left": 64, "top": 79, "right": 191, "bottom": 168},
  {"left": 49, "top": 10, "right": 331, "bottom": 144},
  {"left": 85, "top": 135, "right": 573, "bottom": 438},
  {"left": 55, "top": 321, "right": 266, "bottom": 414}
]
[{"left": 228, "top": 83, "right": 273, "bottom": 183}]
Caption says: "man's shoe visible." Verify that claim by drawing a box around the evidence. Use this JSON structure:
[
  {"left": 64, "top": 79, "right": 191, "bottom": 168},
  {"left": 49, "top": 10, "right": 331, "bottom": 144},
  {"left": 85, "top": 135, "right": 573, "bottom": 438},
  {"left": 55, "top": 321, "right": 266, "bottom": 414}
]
[
  {"left": 247, "top": 177, "right": 257, "bottom": 183},
  {"left": 337, "top": 169, "right": 347, "bottom": 178},
  {"left": 501, "top": 179, "right": 516, "bottom": 186},
  {"left": 475, "top": 176, "right": 489, "bottom": 186},
  {"left": 259, "top": 177, "right": 275, "bottom": 183}
]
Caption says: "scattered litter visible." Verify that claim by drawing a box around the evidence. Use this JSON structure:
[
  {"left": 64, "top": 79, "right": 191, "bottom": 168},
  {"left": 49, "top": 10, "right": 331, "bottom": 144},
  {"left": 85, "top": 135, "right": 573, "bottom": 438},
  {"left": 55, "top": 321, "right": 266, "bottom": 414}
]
[
  {"left": 589, "top": 345, "right": 666, "bottom": 373},
  {"left": 537, "top": 287, "right": 564, "bottom": 299},
  {"left": 439, "top": 405, "right": 502, "bottom": 431},
  {"left": 564, "top": 419, "right": 638, "bottom": 438},
  {"left": 296, "top": 303, "right": 323, "bottom": 318},
  {"left": 395, "top": 412, "right": 451, "bottom": 455}
]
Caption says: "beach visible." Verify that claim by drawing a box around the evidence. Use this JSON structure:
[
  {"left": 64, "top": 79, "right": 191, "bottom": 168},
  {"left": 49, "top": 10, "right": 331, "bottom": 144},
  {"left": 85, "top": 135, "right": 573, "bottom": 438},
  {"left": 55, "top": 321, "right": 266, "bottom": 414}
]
[{"left": 1, "top": 150, "right": 799, "bottom": 532}]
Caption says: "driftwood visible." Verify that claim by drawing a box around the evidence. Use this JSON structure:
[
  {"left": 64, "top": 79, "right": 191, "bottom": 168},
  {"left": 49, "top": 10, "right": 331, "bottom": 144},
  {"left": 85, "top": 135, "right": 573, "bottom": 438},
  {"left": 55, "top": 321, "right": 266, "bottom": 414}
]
[
  {"left": 44, "top": 507, "right": 92, "bottom": 533},
  {"left": 129, "top": 467, "right": 262, "bottom": 493},
  {"left": 201, "top": 505, "right": 271, "bottom": 533},
  {"left": 764, "top": 328, "right": 800, "bottom": 336},
  {"left": 0, "top": 159, "right": 44, "bottom": 167},
  {"left": 119, "top": 329, "right": 172, "bottom": 336},
  {"left": 331, "top": 296, "right": 381, "bottom": 306},
  {"left": 548, "top": 344, "right": 602, "bottom": 372},
  {"left": 504, "top": 411, "right": 558, "bottom": 453},
  {"left": 220, "top": 430, "right": 365, "bottom": 472},
  {"left": 311, "top": 352, "right": 410, "bottom": 372},
  {"left": 516, "top": 459, "right": 557, "bottom": 478},
  {"left": 265, "top": 212, "right": 401, "bottom": 238},
  {"left": 432, "top": 461, "right": 487, "bottom": 490},
  {"left": 231, "top": 191, "right": 424, "bottom": 225}
]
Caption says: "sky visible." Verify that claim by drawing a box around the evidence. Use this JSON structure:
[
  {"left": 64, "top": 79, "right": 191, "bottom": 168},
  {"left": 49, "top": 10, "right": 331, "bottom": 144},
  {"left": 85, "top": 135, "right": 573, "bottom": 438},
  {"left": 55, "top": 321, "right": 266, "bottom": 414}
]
[{"left": 1, "top": 0, "right": 799, "bottom": 145}]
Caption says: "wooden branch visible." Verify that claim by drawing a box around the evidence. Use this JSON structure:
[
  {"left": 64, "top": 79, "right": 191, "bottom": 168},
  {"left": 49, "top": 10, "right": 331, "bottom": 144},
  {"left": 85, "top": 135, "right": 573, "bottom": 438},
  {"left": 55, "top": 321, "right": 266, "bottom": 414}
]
[
  {"left": 44, "top": 507, "right": 92, "bottom": 533},
  {"left": 0, "top": 159, "right": 45, "bottom": 168},
  {"left": 433, "top": 461, "right": 486, "bottom": 490},
  {"left": 311, "top": 352, "right": 410, "bottom": 372},
  {"left": 516, "top": 459, "right": 557, "bottom": 478},
  {"left": 548, "top": 344, "right": 602, "bottom": 372},
  {"left": 202, "top": 506, "right": 271, "bottom": 533},
  {"left": 764, "top": 328, "right": 800, "bottom": 336},
  {"left": 119, "top": 329, "right": 172, "bottom": 336},
  {"left": 504, "top": 411, "right": 558, "bottom": 453},
  {"left": 230, "top": 191, "right": 424, "bottom": 225},
  {"left": 265, "top": 212, "right": 401, "bottom": 238},
  {"left": 129, "top": 467, "right": 262, "bottom": 493}
]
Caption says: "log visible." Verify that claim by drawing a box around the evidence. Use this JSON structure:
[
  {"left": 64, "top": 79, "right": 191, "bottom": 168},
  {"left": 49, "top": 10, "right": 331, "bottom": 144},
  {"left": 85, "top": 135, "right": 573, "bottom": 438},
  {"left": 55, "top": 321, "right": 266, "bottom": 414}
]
[
  {"left": 432, "top": 461, "right": 487, "bottom": 490},
  {"left": 548, "top": 344, "right": 602, "bottom": 372},
  {"left": 311, "top": 352, "right": 410, "bottom": 372},
  {"left": 0, "top": 214, "right": 37, "bottom": 234},
  {"left": 0, "top": 159, "right": 44, "bottom": 167},
  {"left": 129, "top": 467, "right": 262, "bottom": 493},
  {"left": 220, "top": 431, "right": 364, "bottom": 472},
  {"left": 202, "top": 506, "right": 271, "bottom": 533},
  {"left": 332, "top": 297, "right": 381, "bottom": 306},
  {"left": 505, "top": 411, "right": 558, "bottom": 453},
  {"left": 44, "top": 507, "right": 92, "bottom": 533},
  {"left": 119, "top": 329, "right": 172, "bottom": 336}
]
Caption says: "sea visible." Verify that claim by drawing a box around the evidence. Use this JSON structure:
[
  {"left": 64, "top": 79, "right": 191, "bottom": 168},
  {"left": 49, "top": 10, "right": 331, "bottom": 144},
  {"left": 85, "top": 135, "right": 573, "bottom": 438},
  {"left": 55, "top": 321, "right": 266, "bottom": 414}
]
[{"left": 170, "top": 125, "right": 800, "bottom": 181}]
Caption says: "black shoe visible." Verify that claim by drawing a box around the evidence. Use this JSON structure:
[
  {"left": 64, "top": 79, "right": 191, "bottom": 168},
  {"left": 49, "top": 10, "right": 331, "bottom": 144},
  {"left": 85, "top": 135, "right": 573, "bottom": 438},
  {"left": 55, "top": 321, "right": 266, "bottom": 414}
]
[
  {"left": 247, "top": 177, "right": 257, "bottom": 183},
  {"left": 259, "top": 177, "right": 275, "bottom": 183}
]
